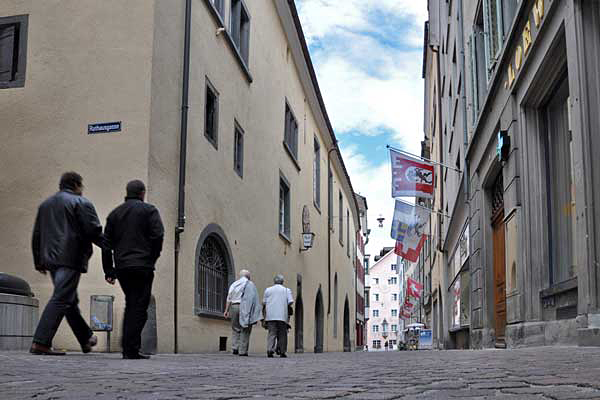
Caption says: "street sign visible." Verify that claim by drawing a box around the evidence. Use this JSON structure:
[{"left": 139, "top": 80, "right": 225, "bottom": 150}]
[{"left": 88, "top": 121, "right": 122, "bottom": 134}]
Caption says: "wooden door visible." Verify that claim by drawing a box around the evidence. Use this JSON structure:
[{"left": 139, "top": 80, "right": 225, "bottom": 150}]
[{"left": 492, "top": 211, "right": 507, "bottom": 340}]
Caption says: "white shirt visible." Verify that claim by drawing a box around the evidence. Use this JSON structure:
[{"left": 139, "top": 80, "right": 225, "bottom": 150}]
[
  {"left": 263, "top": 284, "right": 294, "bottom": 322},
  {"left": 227, "top": 277, "right": 248, "bottom": 304}
]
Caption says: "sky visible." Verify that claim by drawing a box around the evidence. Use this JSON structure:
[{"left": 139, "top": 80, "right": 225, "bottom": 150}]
[{"left": 296, "top": 0, "right": 429, "bottom": 261}]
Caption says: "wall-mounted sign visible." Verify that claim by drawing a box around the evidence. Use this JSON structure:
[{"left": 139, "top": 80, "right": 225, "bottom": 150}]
[{"left": 88, "top": 121, "right": 122, "bottom": 134}]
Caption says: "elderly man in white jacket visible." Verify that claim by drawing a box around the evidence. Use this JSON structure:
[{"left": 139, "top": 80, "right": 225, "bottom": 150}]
[
  {"left": 263, "top": 274, "right": 294, "bottom": 358},
  {"left": 224, "top": 269, "right": 262, "bottom": 356}
]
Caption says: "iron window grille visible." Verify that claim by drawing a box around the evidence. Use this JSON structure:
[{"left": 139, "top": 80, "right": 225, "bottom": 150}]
[{"left": 197, "top": 236, "right": 229, "bottom": 315}]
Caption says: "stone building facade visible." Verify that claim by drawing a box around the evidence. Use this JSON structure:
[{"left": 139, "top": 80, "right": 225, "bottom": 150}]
[
  {"left": 0, "top": 0, "right": 360, "bottom": 353},
  {"left": 424, "top": 0, "right": 600, "bottom": 349}
]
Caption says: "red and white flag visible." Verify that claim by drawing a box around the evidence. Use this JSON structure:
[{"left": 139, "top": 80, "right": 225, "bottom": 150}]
[
  {"left": 400, "top": 308, "right": 411, "bottom": 319},
  {"left": 407, "top": 278, "right": 424, "bottom": 299},
  {"left": 390, "top": 148, "right": 434, "bottom": 199},
  {"left": 394, "top": 234, "right": 427, "bottom": 263}
]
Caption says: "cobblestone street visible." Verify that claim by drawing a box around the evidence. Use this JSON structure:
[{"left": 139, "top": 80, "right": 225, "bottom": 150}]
[{"left": 2, "top": 347, "right": 600, "bottom": 399}]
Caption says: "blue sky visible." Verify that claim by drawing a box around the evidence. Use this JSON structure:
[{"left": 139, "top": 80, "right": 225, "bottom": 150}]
[{"left": 297, "top": 0, "right": 428, "bottom": 257}]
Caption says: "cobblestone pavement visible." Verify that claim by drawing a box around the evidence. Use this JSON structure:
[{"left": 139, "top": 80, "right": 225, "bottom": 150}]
[{"left": 2, "top": 347, "right": 600, "bottom": 399}]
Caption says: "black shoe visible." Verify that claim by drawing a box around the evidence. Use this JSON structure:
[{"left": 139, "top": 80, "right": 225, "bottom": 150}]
[
  {"left": 232, "top": 349, "right": 239, "bottom": 355},
  {"left": 267, "top": 352, "right": 274, "bottom": 358},
  {"left": 29, "top": 343, "right": 66, "bottom": 356},
  {"left": 81, "top": 335, "right": 98, "bottom": 354},
  {"left": 239, "top": 353, "right": 248, "bottom": 356},
  {"left": 280, "top": 353, "right": 287, "bottom": 358},
  {"left": 123, "top": 353, "right": 150, "bottom": 360}
]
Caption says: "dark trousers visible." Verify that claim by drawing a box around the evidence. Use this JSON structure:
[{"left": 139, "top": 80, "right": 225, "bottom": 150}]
[
  {"left": 117, "top": 269, "right": 154, "bottom": 356},
  {"left": 33, "top": 267, "right": 93, "bottom": 347},
  {"left": 267, "top": 321, "right": 288, "bottom": 355}
]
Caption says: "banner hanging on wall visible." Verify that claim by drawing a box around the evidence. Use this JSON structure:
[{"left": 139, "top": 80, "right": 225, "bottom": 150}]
[{"left": 390, "top": 148, "right": 434, "bottom": 199}]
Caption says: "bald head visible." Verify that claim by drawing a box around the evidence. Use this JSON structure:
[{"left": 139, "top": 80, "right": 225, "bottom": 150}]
[{"left": 240, "top": 269, "right": 251, "bottom": 280}]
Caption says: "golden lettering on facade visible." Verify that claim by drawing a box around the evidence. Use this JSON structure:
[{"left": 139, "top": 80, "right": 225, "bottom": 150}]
[
  {"left": 515, "top": 46, "right": 523, "bottom": 70},
  {"left": 533, "top": 0, "right": 545, "bottom": 28},
  {"left": 522, "top": 21, "right": 532, "bottom": 55},
  {"left": 507, "top": 64, "right": 516, "bottom": 88}
]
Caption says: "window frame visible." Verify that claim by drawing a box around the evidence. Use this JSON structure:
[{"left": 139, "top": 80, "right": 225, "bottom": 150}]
[
  {"left": 283, "top": 101, "right": 300, "bottom": 169},
  {"left": 204, "top": 77, "right": 219, "bottom": 150},
  {"left": 346, "top": 209, "right": 350, "bottom": 257},
  {"left": 313, "top": 137, "right": 321, "bottom": 211},
  {"left": 233, "top": 120, "right": 244, "bottom": 178},
  {"left": 338, "top": 191, "right": 344, "bottom": 245},
  {"left": 229, "top": 0, "right": 251, "bottom": 66},
  {"left": 0, "top": 14, "right": 28, "bottom": 89},
  {"left": 373, "top": 309, "right": 379, "bottom": 317},
  {"left": 278, "top": 172, "right": 291, "bottom": 242}
]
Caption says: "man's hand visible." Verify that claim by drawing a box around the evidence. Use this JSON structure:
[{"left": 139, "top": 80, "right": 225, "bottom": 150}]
[
  {"left": 224, "top": 311, "right": 229, "bottom": 318},
  {"left": 35, "top": 265, "right": 47, "bottom": 275},
  {"left": 105, "top": 277, "right": 116, "bottom": 285}
]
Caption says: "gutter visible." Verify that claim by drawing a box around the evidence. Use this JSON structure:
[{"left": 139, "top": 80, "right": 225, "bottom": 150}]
[{"left": 174, "top": 0, "right": 192, "bottom": 354}]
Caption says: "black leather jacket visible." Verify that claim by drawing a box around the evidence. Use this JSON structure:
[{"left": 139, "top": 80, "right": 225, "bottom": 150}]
[
  {"left": 102, "top": 198, "right": 164, "bottom": 278},
  {"left": 32, "top": 190, "right": 104, "bottom": 273}
]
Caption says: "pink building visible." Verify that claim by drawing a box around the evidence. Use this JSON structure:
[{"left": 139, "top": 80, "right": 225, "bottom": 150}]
[{"left": 366, "top": 248, "right": 402, "bottom": 351}]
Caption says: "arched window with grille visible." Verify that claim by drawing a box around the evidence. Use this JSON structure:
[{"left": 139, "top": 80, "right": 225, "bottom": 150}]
[{"left": 194, "top": 224, "right": 234, "bottom": 317}]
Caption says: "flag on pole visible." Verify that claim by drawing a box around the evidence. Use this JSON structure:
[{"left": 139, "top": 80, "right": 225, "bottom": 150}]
[
  {"left": 390, "top": 148, "right": 434, "bottom": 198},
  {"left": 391, "top": 200, "right": 428, "bottom": 262},
  {"left": 407, "top": 278, "right": 424, "bottom": 299}
]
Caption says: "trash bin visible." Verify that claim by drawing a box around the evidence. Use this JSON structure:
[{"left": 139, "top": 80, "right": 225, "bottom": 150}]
[{"left": 0, "top": 273, "right": 39, "bottom": 350}]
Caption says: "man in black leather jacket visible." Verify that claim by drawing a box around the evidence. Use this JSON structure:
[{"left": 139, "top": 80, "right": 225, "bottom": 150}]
[
  {"left": 30, "top": 172, "right": 104, "bottom": 355},
  {"left": 102, "top": 180, "right": 164, "bottom": 359}
]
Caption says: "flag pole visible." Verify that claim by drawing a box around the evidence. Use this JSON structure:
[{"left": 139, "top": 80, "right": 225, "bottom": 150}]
[
  {"left": 387, "top": 145, "right": 462, "bottom": 173},
  {"left": 395, "top": 198, "right": 450, "bottom": 219}
]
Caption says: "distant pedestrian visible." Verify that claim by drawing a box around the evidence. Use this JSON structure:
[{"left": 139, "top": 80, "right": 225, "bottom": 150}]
[
  {"left": 30, "top": 172, "right": 104, "bottom": 355},
  {"left": 224, "top": 270, "right": 262, "bottom": 356},
  {"left": 102, "top": 180, "right": 164, "bottom": 360},
  {"left": 263, "top": 275, "right": 293, "bottom": 358}
]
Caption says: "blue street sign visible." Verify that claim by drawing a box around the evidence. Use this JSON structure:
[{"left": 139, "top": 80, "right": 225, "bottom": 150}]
[{"left": 88, "top": 121, "right": 122, "bottom": 134}]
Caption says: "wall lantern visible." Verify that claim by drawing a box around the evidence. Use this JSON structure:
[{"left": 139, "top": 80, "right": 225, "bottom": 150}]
[{"left": 301, "top": 232, "right": 316, "bottom": 252}]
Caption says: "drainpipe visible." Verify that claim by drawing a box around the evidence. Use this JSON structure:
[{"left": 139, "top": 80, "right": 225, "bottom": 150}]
[
  {"left": 327, "top": 145, "right": 337, "bottom": 315},
  {"left": 174, "top": 0, "right": 192, "bottom": 354}
]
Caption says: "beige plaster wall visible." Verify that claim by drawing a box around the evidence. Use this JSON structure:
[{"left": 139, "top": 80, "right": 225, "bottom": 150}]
[
  {"left": 0, "top": 0, "right": 155, "bottom": 351},
  {"left": 147, "top": 0, "right": 356, "bottom": 353}
]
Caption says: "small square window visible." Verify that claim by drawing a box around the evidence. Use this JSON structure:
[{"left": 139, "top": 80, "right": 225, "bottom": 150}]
[
  {"left": 0, "top": 15, "right": 28, "bottom": 89},
  {"left": 373, "top": 309, "right": 379, "bottom": 317},
  {"left": 205, "top": 78, "right": 219, "bottom": 149},
  {"left": 233, "top": 121, "right": 244, "bottom": 178}
]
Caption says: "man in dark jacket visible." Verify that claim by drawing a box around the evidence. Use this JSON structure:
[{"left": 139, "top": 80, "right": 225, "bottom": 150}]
[
  {"left": 102, "top": 180, "right": 164, "bottom": 359},
  {"left": 31, "top": 172, "right": 104, "bottom": 355}
]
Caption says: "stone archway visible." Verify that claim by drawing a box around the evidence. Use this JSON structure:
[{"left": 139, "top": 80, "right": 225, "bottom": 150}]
[
  {"left": 343, "top": 295, "right": 351, "bottom": 352},
  {"left": 295, "top": 294, "right": 304, "bottom": 353},
  {"left": 314, "top": 288, "right": 324, "bottom": 353}
]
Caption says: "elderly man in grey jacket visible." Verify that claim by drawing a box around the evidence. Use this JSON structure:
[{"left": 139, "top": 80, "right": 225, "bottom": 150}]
[
  {"left": 224, "top": 269, "right": 262, "bottom": 356},
  {"left": 263, "top": 274, "right": 294, "bottom": 358}
]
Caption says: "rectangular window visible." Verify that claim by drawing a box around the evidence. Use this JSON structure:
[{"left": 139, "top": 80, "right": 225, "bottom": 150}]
[
  {"left": 374, "top": 278, "right": 379, "bottom": 285},
  {"left": 230, "top": 0, "right": 250, "bottom": 65},
  {"left": 339, "top": 191, "right": 343, "bottom": 245},
  {"left": 313, "top": 138, "right": 321, "bottom": 208},
  {"left": 0, "top": 15, "right": 28, "bottom": 89},
  {"left": 372, "top": 325, "right": 379, "bottom": 333},
  {"left": 391, "top": 324, "right": 398, "bottom": 332},
  {"left": 373, "top": 309, "right": 379, "bottom": 317},
  {"left": 388, "top": 277, "right": 397, "bottom": 285},
  {"left": 328, "top": 168, "right": 333, "bottom": 229},
  {"left": 373, "top": 340, "right": 381, "bottom": 349},
  {"left": 205, "top": 78, "right": 219, "bottom": 149},
  {"left": 391, "top": 264, "right": 397, "bottom": 271},
  {"left": 391, "top": 309, "right": 398, "bottom": 317},
  {"left": 346, "top": 209, "right": 350, "bottom": 257},
  {"left": 392, "top": 293, "right": 398, "bottom": 301},
  {"left": 233, "top": 121, "right": 244, "bottom": 178},
  {"left": 283, "top": 102, "right": 299, "bottom": 162},
  {"left": 545, "top": 80, "right": 576, "bottom": 285},
  {"left": 279, "top": 175, "right": 291, "bottom": 240},
  {"left": 374, "top": 293, "right": 379, "bottom": 301},
  {"left": 483, "top": 0, "right": 503, "bottom": 77}
]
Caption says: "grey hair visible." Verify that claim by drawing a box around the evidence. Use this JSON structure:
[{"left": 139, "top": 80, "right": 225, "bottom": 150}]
[
  {"left": 274, "top": 274, "right": 284, "bottom": 284},
  {"left": 240, "top": 269, "right": 251, "bottom": 279}
]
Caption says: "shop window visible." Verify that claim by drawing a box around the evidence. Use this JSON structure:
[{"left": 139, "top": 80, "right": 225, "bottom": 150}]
[{"left": 544, "top": 79, "right": 576, "bottom": 285}]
